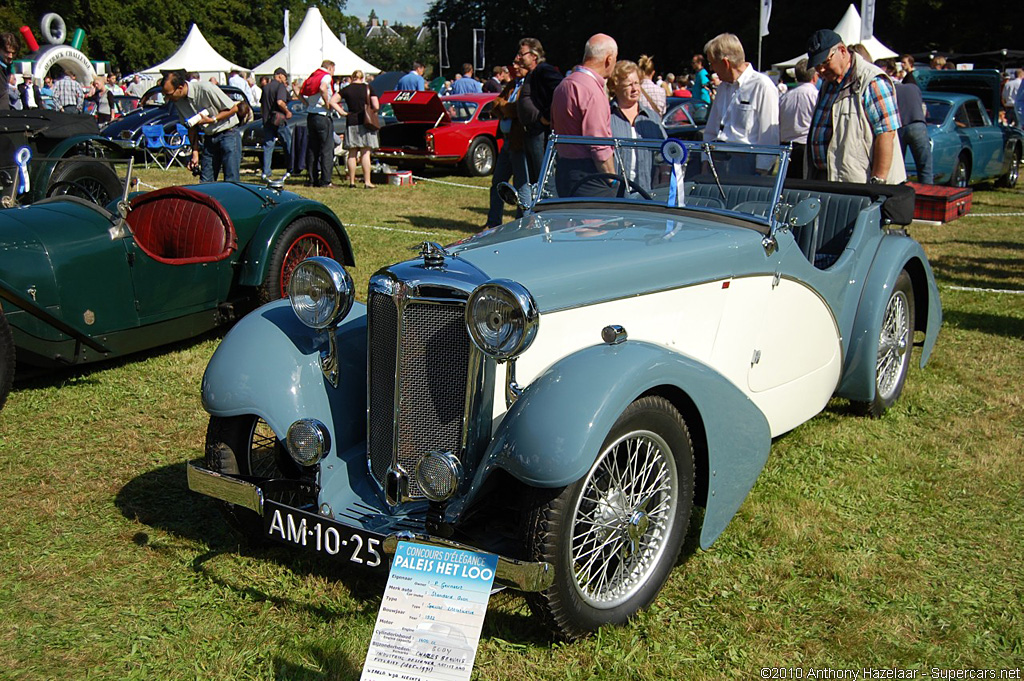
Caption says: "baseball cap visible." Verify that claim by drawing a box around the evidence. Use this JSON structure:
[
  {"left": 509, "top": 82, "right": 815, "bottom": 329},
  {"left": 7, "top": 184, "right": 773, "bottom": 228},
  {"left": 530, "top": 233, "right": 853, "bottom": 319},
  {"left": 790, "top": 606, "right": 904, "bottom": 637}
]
[{"left": 807, "top": 29, "right": 843, "bottom": 68}]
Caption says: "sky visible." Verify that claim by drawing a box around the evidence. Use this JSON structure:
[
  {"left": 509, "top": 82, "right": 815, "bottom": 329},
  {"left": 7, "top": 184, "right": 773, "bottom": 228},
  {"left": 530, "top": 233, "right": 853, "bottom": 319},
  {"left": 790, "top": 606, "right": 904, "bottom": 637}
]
[{"left": 344, "top": 0, "right": 430, "bottom": 28}]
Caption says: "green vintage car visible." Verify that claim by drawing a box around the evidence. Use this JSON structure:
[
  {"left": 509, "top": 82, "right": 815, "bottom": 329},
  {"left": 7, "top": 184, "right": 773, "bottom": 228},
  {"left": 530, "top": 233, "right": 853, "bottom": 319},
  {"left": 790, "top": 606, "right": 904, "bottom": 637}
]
[
  {"left": 1, "top": 110, "right": 125, "bottom": 208},
  {"left": 0, "top": 178, "right": 353, "bottom": 410}
]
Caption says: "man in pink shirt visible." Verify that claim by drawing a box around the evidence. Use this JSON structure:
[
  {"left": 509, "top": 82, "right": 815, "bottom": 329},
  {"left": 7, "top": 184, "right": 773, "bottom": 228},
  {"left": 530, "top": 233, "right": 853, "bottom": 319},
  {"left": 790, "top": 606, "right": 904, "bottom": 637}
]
[{"left": 551, "top": 33, "right": 618, "bottom": 197}]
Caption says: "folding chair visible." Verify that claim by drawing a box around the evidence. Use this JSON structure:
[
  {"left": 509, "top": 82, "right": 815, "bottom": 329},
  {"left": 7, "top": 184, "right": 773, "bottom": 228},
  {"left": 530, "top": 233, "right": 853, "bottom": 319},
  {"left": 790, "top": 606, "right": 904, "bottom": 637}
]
[{"left": 140, "top": 124, "right": 187, "bottom": 170}]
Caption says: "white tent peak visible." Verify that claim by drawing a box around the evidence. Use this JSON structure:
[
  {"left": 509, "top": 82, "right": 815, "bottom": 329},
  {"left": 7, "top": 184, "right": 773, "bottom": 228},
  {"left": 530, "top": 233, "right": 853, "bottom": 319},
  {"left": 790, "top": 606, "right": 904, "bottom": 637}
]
[
  {"left": 773, "top": 4, "right": 898, "bottom": 70},
  {"left": 141, "top": 24, "right": 249, "bottom": 77},
  {"left": 252, "top": 7, "right": 379, "bottom": 79}
]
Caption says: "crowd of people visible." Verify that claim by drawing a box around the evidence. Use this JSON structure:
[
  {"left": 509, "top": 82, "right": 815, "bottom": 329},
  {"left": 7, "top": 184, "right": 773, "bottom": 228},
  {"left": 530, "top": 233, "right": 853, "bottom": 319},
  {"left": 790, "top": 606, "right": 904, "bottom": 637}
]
[{"left": 4, "top": 25, "right": 1024, "bottom": 196}]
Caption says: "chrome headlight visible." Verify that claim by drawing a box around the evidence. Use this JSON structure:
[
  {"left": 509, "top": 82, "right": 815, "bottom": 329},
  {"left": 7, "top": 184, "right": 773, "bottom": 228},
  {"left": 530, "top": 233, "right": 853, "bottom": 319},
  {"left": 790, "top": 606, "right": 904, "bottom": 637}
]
[
  {"left": 415, "top": 452, "right": 463, "bottom": 502},
  {"left": 288, "top": 256, "right": 354, "bottom": 329},
  {"left": 286, "top": 419, "right": 330, "bottom": 466},
  {"left": 465, "top": 279, "right": 539, "bottom": 360}
]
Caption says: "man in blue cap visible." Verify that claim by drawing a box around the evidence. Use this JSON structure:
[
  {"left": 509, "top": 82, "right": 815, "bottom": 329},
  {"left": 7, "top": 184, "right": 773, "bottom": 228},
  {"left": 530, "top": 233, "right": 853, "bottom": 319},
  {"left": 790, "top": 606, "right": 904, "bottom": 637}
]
[{"left": 805, "top": 29, "right": 905, "bottom": 184}]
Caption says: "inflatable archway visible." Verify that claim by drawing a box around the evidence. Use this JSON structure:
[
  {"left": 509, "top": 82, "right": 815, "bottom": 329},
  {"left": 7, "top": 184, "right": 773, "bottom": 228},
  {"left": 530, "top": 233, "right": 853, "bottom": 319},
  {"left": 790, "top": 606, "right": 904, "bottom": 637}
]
[
  {"left": 15, "top": 13, "right": 104, "bottom": 85},
  {"left": 32, "top": 44, "right": 97, "bottom": 84}
]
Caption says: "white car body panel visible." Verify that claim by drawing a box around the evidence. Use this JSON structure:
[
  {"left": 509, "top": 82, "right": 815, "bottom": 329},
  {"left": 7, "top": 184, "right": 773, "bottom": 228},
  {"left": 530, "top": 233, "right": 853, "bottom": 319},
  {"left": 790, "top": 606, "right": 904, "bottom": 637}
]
[{"left": 491, "top": 275, "right": 842, "bottom": 438}]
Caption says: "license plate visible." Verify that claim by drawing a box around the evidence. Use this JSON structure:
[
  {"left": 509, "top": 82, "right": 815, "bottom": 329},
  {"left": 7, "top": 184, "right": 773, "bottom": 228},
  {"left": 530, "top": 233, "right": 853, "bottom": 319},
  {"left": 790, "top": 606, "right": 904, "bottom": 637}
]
[{"left": 264, "top": 500, "right": 385, "bottom": 568}]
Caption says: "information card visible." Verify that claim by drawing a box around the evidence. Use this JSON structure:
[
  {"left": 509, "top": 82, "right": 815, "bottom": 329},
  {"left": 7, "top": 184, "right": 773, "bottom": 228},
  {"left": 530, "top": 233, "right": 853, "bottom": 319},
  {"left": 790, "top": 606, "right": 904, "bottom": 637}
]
[{"left": 360, "top": 541, "right": 499, "bottom": 681}]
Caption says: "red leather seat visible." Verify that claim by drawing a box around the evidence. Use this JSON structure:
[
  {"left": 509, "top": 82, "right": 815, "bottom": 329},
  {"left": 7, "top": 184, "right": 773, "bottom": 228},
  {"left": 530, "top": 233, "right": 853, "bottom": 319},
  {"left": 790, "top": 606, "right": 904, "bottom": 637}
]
[{"left": 127, "top": 186, "right": 237, "bottom": 264}]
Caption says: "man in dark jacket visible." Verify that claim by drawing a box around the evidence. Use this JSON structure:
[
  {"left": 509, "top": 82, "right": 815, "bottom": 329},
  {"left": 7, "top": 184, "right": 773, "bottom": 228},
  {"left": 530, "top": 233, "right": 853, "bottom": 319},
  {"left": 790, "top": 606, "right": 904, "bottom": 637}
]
[
  {"left": 515, "top": 37, "right": 563, "bottom": 184},
  {"left": 881, "top": 59, "right": 931, "bottom": 184},
  {"left": 0, "top": 32, "right": 17, "bottom": 111}
]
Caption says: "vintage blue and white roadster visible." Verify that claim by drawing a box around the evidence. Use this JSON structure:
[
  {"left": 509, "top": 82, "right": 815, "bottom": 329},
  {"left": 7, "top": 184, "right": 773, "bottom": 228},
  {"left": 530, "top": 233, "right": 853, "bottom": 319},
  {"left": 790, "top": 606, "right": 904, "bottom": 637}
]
[{"left": 187, "top": 137, "right": 941, "bottom": 638}]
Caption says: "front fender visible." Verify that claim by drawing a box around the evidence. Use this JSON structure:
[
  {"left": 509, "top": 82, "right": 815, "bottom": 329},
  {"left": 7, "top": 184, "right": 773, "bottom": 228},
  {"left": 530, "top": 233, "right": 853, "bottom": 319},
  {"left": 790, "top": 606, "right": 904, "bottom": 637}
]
[
  {"left": 31, "top": 135, "right": 123, "bottom": 191},
  {"left": 470, "top": 341, "right": 771, "bottom": 550},
  {"left": 838, "top": 235, "right": 942, "bottom": 401},
  {"left": 201, "top": 299, "right": 367, "bottom": 453},
  {"left": 237, "top": 201, "right": 353, "bottom": 287}
]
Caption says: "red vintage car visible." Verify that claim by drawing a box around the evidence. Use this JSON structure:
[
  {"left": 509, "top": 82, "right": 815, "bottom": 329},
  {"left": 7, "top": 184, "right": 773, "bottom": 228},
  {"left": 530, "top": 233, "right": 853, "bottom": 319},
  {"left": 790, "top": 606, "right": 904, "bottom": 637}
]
[{"left": 375, "top": 90, "right": 501, "bottom": 176}]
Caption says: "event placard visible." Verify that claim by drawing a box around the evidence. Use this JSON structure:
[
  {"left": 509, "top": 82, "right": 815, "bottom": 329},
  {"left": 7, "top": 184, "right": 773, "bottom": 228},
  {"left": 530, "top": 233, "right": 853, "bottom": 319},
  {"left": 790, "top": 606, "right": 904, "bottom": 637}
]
[{"left": 360, "top": 541, "right": 498, "bottom": 681}]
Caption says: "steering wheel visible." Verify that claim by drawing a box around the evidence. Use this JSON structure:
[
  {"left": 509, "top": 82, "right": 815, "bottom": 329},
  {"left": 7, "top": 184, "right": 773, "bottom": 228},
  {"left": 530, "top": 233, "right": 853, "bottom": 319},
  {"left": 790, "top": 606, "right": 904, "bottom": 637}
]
[
  {"left": 567, "top": 172, "right": 654, "bottom": 200},
  {"left": 46, "top": 180, "right": 101, "bottom": 204}
]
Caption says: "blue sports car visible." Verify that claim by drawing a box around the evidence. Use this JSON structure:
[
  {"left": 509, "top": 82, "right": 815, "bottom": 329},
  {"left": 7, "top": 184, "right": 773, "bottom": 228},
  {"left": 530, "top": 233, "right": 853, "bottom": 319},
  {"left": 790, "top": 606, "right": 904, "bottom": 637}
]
[
  {"left": 187, "top": 136, "right": 941, "bottom": 639},
  {"left": 905, "top": 69, "right": 1022, "bottom": 188}
]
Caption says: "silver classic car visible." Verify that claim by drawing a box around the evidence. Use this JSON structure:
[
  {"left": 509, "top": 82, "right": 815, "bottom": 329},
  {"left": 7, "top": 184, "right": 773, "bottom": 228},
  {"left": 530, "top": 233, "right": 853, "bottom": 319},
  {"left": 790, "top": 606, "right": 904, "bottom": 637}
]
[{"left": 187, "top": 137, "right": 941, "bottom": 638}]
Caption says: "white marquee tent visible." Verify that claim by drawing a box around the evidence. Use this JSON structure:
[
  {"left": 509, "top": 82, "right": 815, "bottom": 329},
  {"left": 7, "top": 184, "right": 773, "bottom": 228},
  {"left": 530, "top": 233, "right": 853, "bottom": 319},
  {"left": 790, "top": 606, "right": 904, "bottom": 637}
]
[
  {"left": 773, "top": 4, "right": 898, "bottom": 70},
  {"left": 252, "top": 7, "right": 379, "bottom": 79},
  {"left": 141, "top": 24, "right": 249, "bottom": 81}
]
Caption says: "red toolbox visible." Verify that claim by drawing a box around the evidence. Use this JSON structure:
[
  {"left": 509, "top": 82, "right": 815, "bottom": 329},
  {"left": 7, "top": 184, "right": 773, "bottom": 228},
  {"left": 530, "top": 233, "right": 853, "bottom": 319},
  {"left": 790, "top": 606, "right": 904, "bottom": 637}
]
[{"left": 907, "top": 182, "right": 973, "bottom": 222}]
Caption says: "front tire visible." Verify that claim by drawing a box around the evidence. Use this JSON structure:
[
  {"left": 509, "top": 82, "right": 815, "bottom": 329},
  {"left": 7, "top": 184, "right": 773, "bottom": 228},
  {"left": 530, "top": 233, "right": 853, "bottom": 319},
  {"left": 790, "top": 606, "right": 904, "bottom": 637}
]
[
  {"left": 47, "top": 156, "right": 122, "bottom": 206},
  {"left": 522, "top": 396, "right": 695, "bottom": 639},
  {"left": 205, "top": 415, "right": 312, "bottom": 540},
  {"left": 0, "top": 308, "right": 15, "bottom": 411},
  {"left": 463, "top": 137, "right": 496, "bottom": 176},
  {"left": 855, "top": 270, "right": 915, "bottom": 418},
  {"left": 258, "top": 216, "right": 344, "bottom": 304},
  {"left": 950, "top": 154, "right": 970, "bottom": 188}
]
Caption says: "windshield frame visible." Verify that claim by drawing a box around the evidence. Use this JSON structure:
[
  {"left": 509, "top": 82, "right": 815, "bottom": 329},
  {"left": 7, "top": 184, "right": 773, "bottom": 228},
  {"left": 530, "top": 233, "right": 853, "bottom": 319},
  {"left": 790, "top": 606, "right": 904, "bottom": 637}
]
[{"left": 535, "top": 135, "right": 792, "bottom": 237}]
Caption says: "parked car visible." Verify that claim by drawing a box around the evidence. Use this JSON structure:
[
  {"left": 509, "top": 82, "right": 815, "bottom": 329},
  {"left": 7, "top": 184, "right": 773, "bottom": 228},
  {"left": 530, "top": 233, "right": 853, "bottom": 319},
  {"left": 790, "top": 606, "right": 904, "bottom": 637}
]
[
  {"left": 101, "top": 85, "right": 250, "bottom": 151},
  {"left": 0, "top": 109, "right": 124, "bottom": 207},
  {"left": 905, "top": 69, "right": 1022, "bottom": 187},
  {"left": 374, "top": 90, "right": 500, "bottom": 176},
  {"left": 239, "top": 100, "right": 346, "bottom": 169},
  {"left": 187, "top": 136, "right": 941, "bottom": 639},
  {"left": 0, "top": 175, "right": 353, "bottom": 410}
]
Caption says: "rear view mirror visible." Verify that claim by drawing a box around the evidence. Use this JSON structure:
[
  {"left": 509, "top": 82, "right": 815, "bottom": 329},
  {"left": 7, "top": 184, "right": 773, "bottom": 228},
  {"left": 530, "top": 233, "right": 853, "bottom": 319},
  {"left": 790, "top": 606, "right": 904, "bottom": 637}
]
[{"left": 497, "top": 181, "right": 521, "bottom": 207}]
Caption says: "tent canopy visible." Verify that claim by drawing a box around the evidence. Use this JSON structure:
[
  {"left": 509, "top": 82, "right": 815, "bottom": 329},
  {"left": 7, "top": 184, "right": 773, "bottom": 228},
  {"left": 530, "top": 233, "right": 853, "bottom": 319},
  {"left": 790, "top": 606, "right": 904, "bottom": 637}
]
[
  {"left": 141, "top": 24, "right": 249, "bottom": 77},
  {"left": 773, "top": 4, "right": 898, "bottom": 70},
  {"left": 252, "top": 8, "right": 379, "bottom": 80}
]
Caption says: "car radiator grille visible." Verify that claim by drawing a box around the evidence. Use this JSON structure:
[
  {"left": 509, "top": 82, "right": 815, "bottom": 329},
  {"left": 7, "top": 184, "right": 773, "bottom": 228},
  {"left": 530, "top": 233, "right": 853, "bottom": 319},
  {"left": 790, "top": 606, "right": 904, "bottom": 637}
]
[{"left": 367, "top": 291, "right": 471, "bottom": 499}]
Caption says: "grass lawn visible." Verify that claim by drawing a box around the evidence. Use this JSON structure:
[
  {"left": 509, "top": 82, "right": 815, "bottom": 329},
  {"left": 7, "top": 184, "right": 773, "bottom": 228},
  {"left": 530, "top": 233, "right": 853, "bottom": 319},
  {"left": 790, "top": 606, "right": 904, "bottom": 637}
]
[{"left": 1, "top": 162, "right": 1022, "bottom": 680}]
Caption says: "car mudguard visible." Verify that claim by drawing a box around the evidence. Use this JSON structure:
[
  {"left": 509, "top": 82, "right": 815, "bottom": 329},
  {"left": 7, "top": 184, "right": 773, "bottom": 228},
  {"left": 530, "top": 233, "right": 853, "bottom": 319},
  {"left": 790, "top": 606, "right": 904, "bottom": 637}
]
[
  {"left": 201, "top": 299, "right": 367, "bottom": 454},
  {"left": 236, "top": 202, "right": 354, "bottom": 287},
  {"left": 31, "top": 135, "right": 124, "bottom": 193},
  {"left": 469, "top": 340, "right": 772, "bottom": 550},
  {"left": 837, "top": 235, "right": 942, "bottom": 402}
]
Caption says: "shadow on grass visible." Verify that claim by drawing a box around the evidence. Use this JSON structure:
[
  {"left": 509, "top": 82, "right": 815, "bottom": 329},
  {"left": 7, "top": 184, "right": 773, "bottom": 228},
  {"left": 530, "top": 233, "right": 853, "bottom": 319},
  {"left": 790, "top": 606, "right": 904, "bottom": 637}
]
[
  {"left": 943, "top": 309, "right": 1024, "bottom": 339},
  {"left": 115, "top": 461, "right": 552, "bottom": 648},
  {"left": 928, "top": 254, "right": 1024, "bottom": 290},
  {"left": 116, "top": 461, "right": 385, "bottom": 608},
  {"left": 400, "top": 213, "right": 483, "bottom": 235},
  {"left": 11, "top": 327, "right": 226, "bottom": 394}
]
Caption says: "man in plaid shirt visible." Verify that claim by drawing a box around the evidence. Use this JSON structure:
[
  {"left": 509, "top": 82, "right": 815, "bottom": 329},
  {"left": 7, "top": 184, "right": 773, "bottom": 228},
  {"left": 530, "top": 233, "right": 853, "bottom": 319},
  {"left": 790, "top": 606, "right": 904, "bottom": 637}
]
[
  {"left": 51, "top": 68, "right": 84, "bottom": 113},
  {"left": 805, "top": 30, "right": 905, "bottom": 184}
]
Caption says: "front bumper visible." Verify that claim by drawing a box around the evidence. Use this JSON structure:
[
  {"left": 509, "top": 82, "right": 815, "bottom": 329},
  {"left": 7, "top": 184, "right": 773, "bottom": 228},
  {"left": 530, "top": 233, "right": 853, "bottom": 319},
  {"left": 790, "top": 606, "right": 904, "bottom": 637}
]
[
  {"left": 372, "top": 150, "right": 461, "bottom": 164},
  {"left": 186, "top": 461, "right": 553, "bottom": 592}
]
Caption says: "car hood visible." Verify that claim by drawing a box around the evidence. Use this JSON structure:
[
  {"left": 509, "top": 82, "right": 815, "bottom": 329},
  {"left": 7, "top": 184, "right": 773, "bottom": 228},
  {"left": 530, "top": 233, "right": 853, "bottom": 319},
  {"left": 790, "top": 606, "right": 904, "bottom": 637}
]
[
  {"left": 447, "top": 208, "right": 759, "bottom": 312},
  {"left": 913, "top": 68, "right": 1002, "bottom": 118},
  {"left": 379, "top": 90, "right": 450, "bottom": 125}
]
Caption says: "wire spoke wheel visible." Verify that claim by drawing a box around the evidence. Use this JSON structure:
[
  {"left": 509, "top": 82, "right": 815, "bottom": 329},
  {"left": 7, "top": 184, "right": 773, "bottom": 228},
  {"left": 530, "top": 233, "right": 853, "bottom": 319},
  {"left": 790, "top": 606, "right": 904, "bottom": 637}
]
[
  {"left": 259, "top": 216, "right": 345, "bottom": 305},
  {"left": 280, "top": 234, "right": 332, "bottom": 297},
  {"left": 856, "top": 269, "right": 915, "bottom": 417},
  {"left": 876, "top": 289, "right": 910, "bottom": 403},
  {"left": 570, "top": 429, "right": 678, "bottom": 608},
  {"left": 523, "top": 396, "right": 694, "bottom": 638},
  {"left": 205, "top": 415, "right": 312, "bottom": 539}
]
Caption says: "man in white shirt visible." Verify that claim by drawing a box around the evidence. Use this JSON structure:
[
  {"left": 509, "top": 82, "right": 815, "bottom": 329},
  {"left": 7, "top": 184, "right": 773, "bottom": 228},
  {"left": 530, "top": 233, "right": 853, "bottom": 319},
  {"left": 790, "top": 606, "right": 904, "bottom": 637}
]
[
  {"left": 701, "top": 32, "right": 779, "bottom": 173},
  {"left": 1002, "top": 69, "right": 1022, "bottom": 126},
  {"left": 778, "top": 59, "right": 819, "bottom": 178}
]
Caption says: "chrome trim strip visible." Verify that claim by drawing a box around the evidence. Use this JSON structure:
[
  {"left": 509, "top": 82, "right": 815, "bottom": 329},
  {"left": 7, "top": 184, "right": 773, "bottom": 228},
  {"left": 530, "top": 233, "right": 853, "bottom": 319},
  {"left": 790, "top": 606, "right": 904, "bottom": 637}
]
[
  {"left": 383, "top": 534, "right": 554, "bottom": 592},
  {"left": 187, "top": 461, "right": 264, "bottom": 515}
]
